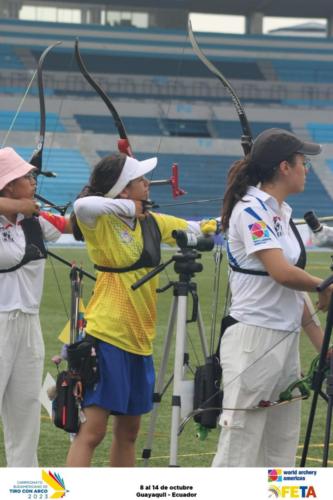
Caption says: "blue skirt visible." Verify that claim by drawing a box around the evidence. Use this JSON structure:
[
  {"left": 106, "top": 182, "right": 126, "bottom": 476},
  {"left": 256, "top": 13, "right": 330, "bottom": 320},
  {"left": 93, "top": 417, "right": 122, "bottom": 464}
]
[{"left": 83, "top": 340, "right": 155, "bottom": 416}]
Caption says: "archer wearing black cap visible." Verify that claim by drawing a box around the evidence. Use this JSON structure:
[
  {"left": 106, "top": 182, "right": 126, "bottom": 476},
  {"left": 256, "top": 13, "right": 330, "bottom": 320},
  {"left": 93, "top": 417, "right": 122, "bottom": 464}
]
[
  {"left": 212, "top": 128, "right": 332, "bottom": 467},
  {"left": 249, "top": 128, "right": 322, "bottom": 167}
]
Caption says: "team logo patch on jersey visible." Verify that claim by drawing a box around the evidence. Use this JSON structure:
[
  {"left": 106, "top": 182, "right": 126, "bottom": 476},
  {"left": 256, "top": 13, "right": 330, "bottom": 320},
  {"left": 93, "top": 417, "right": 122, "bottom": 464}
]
[
  {"left": 273, "top": 216, "right": 283, "bottom": 237},
  {"left": 248, "top": 221, "right": 271, "bottom": 245},
  {"left": 120, "top": 230, "right": 133, "bottom": 243},
  {"left": 0, "top": 225, "right": 14, "bottom": 242}
]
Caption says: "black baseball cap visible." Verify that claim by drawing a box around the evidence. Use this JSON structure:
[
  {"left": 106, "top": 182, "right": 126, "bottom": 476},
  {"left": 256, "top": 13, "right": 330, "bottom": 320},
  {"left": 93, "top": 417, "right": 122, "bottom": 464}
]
[{"left": 249, "top": 128, "right": 322, "bottom": 166}]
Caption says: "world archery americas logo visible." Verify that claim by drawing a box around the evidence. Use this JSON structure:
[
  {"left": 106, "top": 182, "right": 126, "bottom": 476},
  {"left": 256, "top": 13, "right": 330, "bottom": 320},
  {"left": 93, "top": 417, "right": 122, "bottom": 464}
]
[
  {"left": 42, "top": 470, "right": 67, "bottom": 498},
  {"left": 268, "top": 469, "right": 283, "bottom": 482}
]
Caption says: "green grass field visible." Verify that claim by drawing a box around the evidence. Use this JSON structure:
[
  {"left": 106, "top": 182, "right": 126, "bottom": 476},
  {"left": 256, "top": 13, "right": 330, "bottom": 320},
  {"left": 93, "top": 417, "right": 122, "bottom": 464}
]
[{"left": 0, "top": 248, "right": 332, "bottom": 467}]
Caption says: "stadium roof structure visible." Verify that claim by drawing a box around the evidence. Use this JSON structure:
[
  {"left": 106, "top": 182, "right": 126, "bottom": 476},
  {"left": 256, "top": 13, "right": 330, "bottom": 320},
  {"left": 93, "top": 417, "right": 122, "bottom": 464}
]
[
  {"left": 269, "top": 22, "right": 326, "bottom": 34},
  {"left": 33, "top": 0, "right": 333, "bottom": 20}
]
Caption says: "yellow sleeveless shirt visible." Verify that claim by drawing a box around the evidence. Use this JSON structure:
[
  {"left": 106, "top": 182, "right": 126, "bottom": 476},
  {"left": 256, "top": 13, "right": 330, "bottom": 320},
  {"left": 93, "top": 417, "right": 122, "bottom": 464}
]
[{"left": 78, "top": 212, "right": 189, "bottom": 355}]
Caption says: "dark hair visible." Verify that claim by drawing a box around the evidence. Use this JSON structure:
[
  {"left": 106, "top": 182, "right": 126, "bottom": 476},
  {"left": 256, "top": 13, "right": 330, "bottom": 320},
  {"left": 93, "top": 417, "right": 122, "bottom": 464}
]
[
  {"left": 71, "top": 153, "right": 126, "bottom": 241},
  {"left": 221, "top": 153, "right": 296, "bottom": 231}
]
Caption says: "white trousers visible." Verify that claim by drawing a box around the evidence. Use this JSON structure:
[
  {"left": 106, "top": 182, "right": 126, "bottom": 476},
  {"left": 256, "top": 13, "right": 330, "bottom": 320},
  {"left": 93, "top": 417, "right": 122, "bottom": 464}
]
[
  {"left": 212, "top": 323, "right": 301, "bottom": 467},
  {"left": 0, "top": 311, "right": 44, "bottom": 466}
]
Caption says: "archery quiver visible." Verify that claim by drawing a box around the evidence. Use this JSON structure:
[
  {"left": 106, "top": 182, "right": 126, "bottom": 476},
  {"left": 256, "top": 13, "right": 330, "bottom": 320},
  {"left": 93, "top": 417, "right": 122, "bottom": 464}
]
[
  {"left": 53, "top": 370, "right": 82, "bottom": 433},
  {"left": 52, "top": 338, "right": 99, "bottom": 434},
  {"left": 193, "top": 355, "right": 223, "bottom": 429}
]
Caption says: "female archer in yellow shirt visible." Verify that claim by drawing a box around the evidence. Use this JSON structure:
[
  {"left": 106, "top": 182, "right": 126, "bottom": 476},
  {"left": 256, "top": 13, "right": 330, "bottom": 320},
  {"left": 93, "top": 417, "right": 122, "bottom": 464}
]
[{"left": 67, "top": 152, "right": 205, "bottom": 467}]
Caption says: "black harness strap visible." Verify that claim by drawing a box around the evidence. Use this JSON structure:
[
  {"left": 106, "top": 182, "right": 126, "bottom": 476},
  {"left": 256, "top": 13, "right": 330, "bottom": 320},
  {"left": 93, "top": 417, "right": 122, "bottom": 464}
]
[
  {"left": 94, "top": 214, "right": 161, "bottom": 273},
  {"left": 0, "top": 217, "right": 47, "bottom": 274},
  {"left": 229, "top": 219, "right": 306, "bottom": 276}
]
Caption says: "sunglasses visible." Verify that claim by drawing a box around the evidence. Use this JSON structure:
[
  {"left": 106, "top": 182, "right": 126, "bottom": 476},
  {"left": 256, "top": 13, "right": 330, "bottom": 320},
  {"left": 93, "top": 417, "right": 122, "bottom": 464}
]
[
  {"left": 303, "top": 157, "right": 312, "bottom": 170},
  {"left": 22, "top": 172, "right": 37, "bottom": 181}
]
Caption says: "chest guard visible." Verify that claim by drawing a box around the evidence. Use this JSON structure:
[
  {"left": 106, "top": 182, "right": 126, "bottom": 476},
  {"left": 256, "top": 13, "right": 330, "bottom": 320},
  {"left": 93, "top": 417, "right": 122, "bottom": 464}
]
[
  {"left": 94, "top": 214, "right": 162, "bottom": 273},
  {"left": 229, "top": 219, "right": 306, "bottom": 276},
  {"left": 0, "top": 217, "right": 47, "bottom": 273}
]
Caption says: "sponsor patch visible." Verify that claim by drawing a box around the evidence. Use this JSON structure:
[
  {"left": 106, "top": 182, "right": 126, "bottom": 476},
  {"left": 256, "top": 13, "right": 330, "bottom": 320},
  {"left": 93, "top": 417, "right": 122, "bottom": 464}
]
[
  {"left": 273, "top": 216, "right": 283, "bottom": 237},
  {"left": 248, "top": 221, "right": 271, "bottom": 245}
]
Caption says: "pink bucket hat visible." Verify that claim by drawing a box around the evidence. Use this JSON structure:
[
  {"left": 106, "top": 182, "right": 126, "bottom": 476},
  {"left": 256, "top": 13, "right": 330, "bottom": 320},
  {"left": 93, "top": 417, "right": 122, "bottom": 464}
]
[{"left": 0, "top": 147, "right": 36, "bottom": 190}]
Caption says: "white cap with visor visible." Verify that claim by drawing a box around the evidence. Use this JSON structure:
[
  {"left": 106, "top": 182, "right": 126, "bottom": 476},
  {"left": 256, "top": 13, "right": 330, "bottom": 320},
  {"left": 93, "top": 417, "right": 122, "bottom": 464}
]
[{"left": 105, "top": 155, "right": 157, "bottom": 198}]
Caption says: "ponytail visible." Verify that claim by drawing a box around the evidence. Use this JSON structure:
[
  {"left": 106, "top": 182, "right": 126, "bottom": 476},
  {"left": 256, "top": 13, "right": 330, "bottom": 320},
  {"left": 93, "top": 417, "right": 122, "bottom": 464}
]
[
  {"left": 221, "top": 158, "right": 259, "bottom": 232},
  {"left": 70, "top": 185, "right": 99, "bottom": 241},
  {"left": 221, "top": 151, "right": 290, "bottom": 231},
  {"left": 71, "top": 153, "right": 126, "bottom": 241}
]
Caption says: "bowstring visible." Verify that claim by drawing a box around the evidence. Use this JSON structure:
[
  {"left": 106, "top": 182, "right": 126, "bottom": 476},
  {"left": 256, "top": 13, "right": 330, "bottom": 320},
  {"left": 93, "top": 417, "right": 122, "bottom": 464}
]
[
  {"left": 1, "top": 69, "right": 37, "bottom": 148},
  {"left": 221, "top": 308, "right": 323, "bottom": 395},
  {"left": 148, "top": 30, "right": 187, "bottom": 186},
  {"left": 145, "top": 30, "right": 189, "bottom": 286}
]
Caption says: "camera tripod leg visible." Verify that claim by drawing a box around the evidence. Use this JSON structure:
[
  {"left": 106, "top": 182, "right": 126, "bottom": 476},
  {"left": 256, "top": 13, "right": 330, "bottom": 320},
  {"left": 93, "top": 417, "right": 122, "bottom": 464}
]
[
  {"left": 170, "top": 295, "right": 188, "bottom": 466},
  {"left": 169, "top": 297, "right": 209, "bottom": 466},
  {"left": 323, "top": 387, "right": 333, "bottom": 465},
  {"left": 142, "top": 297, "right": 178, "bottom": 466},
  {"left": 142, "top": 282, "right": 209, "bottom": 467},
  {"left": 301, "top": 292, "right": 333, "bottom": 466}
]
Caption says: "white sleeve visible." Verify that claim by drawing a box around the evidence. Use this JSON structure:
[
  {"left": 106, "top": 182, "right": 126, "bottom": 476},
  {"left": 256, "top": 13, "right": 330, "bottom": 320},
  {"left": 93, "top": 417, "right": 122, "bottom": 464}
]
[
  {"left": 39, "top": 216, "right": 63, "bottom": 242},
  {"left": 74, "top": 197, "right": 136, "bottom": 227},
  {"left": 312, "top": 225, "right": 333, "bottom": 247},
  {"left": 186, "top": 220, "right": 202, "bottom": 235},
  {"left": 237, "top": 206, "right": 281, "bottom": 256}
]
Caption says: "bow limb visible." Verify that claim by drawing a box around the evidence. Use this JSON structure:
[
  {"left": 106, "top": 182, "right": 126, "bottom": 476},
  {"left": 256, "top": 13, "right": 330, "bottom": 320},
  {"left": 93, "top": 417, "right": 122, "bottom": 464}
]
[
  {"left": 188, "top": 19, "right": 253, "bottom": 155},
  {"left": 74, "top": 38, "right": 132, "bottom": 157},
  {"left": 178, "top": 393, "right": 308, "bottom": 436},
  {"left": 74, "top": 39, "right": 185, "bottom": 197},
  {"left": 28, "top": 43, "right": 96, "bottom": 278},
  {"left": 27, "top": 41, "right": 71, "bottom": 214},
  {"left": 29, "top": 41, "right": 62, "bottom": 176}
]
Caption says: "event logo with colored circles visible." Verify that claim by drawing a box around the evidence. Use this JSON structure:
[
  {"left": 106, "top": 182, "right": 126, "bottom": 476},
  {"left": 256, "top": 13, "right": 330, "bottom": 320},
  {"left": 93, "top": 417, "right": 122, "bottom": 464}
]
[
  {"left": 248, "top": 221, "right": 270, "bottom": 244},
  {"left": 268, "top": 469, "right": 283, "bottom": 482}
]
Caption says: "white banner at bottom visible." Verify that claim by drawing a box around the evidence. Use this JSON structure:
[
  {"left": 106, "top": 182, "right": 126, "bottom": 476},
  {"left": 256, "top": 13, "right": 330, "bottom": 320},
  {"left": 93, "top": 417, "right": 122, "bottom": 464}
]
[{"left": 0, "top": 467, "right": 331, "bottom": 500}]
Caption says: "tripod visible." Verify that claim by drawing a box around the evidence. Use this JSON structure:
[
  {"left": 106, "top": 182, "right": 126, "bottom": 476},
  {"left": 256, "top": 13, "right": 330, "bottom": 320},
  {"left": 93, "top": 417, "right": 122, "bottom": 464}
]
[
  {"left": 301, "top": 271, "right": 333, "bottom": 467},
  {"left": 132, "top": 245, "right": 211, "bottom": 466}
]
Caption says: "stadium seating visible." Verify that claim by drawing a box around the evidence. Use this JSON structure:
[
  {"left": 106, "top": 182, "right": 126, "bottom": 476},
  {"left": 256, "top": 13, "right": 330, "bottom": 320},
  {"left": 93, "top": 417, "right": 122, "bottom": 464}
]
[
  {"left": 211, "top": 120, "right": 293, "bottom": 139},
  {"left": 287, "top": 168, "right": 333, "bottom": 218},
  {"left": 307, "top": 123, "right": 333, "bottom": 143},
  {"left": 0, "top": 111, "right": 65, "bottom": 132},
  {"left": 95, "top": 151, "right": 332, "bottom": 218},
  {"left": 1, "top": 18, "right": 333, "bottom": 220},
  {"left": 72, "top": 116, "right": 294, "bottom": 139},
  {"left": 0, "top": 44, "right": 24, "bottom": 69},
  {"left": 14, "top": 147, "right": 90, "bottom": 206},
  {"left": 272, "top": 60, "right": 333, "bottom": 83},
  {"left": 74, "top": 114, "right": 160, "bottom": 136},
  {"left": 160, "top": 119, "right": 210, "bottom": 137}
]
